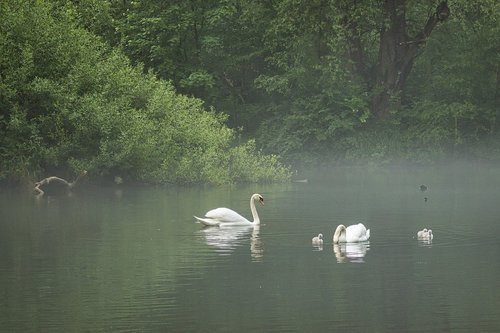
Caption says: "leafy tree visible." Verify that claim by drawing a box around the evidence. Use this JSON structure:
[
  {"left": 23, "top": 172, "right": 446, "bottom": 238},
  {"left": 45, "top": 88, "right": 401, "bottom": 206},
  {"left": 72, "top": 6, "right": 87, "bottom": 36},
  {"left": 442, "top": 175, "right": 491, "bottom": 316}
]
[
  {"left": 66, "top": 0, "right": 500, "bottom": 164},
  {"left": 0, "top": 0, "right": 290, "bottom": 184},
  {"left": 398, "top": 0, "right": 500, "bottom": 158}
]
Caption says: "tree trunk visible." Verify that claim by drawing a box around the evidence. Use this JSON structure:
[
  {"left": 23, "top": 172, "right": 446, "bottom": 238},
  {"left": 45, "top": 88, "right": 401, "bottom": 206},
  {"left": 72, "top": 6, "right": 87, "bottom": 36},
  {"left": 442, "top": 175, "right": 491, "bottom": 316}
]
[{"left": 371, "top": 0, "right": 449, "bottom": 118}]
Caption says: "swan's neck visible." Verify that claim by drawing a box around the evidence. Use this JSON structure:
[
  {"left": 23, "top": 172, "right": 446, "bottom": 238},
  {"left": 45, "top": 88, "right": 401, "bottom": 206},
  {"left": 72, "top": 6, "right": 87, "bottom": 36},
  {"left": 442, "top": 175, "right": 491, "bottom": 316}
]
[
  {"left": 333, "top": 225, "right": 345, "bottom": 243},
  {"left": 250, "top": 197, "right": 260, "bottom": 224}
]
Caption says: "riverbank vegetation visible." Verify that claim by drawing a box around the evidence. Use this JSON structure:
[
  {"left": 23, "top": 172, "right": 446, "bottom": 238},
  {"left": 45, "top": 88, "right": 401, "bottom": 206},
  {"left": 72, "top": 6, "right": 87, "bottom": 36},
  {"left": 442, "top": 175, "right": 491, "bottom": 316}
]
[
  {"left": 92, "top": 0, "right": 498, "bottom": 166},
  {"left": 1, "top": 1, "right": 499, "bottom": 185},
  {"left": 0, "top": 1, "right": 290, "bottom": 185}
]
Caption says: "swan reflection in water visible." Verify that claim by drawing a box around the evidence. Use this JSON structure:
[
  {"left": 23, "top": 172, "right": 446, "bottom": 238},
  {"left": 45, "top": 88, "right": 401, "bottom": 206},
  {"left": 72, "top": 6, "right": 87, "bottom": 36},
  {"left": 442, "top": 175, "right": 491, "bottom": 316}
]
[
  {"left": 417, "top": 237, "right": 433, "bottom": 247},
  {"left": 312, "top": 243, "right": 324, "bottom": 252},
  {"left": 333, "top": 242, "right": 370, "bottom": 263},
  {"left": 199, "top": 225, "right": 264, "bottom": 260}
]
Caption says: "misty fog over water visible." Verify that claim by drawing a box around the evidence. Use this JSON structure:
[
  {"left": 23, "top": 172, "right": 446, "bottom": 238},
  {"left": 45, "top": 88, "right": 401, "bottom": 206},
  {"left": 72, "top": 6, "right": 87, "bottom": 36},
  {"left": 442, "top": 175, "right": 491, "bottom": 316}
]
[{"left": 1, "top": 162, "right": 500, "bottom": 332}]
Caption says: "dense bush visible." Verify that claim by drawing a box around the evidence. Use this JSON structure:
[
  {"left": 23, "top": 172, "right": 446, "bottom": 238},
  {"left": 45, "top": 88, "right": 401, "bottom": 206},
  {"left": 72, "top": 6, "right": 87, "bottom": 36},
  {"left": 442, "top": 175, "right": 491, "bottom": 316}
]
[{"left": 0, "top": 1, "right": 290, "bottom": 184}]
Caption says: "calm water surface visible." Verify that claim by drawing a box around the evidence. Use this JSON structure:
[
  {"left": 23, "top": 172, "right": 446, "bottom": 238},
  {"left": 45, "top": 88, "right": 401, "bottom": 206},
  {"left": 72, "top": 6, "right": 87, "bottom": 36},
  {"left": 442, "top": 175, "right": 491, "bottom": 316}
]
[{"left": 1, "top": 164, "right": 500, "bottom": 332}]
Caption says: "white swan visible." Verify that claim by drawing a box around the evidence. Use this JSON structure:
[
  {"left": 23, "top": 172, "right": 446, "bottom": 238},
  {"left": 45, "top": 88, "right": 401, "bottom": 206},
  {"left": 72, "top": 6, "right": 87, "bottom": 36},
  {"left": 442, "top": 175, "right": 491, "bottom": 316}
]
[
  {"left": 417, "top": 228, "right": 428, "bottom": 238},
  {"left": 194, "top": 193, "right": 264, "bottom": 226},
  {"left": 333, "top": 223, "right": 370, "bottom": 243},
  {"left": 417, "top": 228, "right": 433, "bottom": 240},
  {"left": 312, "top": 233, "right": 324, "bottom": 245},
  {"left": 427, "top": 229, "right": 434, "bottom": 240}
]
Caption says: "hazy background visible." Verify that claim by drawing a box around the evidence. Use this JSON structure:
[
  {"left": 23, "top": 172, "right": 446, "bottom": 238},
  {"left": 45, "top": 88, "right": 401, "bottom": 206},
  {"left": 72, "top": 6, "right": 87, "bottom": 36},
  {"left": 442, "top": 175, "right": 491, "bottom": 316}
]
[{"left": 2, "top": 162, "right": 500, "bottom": 331}]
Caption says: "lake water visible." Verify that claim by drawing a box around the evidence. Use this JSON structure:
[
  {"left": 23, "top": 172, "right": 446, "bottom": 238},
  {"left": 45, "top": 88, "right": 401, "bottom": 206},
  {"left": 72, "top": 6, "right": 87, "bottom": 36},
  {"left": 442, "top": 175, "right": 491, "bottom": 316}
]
[{"left": 1, "top": 163, "right": 500, "bottom": 332}]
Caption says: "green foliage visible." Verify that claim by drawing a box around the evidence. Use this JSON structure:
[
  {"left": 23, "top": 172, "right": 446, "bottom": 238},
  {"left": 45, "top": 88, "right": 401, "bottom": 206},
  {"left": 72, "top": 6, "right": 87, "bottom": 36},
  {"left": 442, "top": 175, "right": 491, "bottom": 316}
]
[
  {"left": 243, "top": 3, "right": 347, "bottom": 160},
  {"left": 402, "top": 1, "right": 500, "bottom": 160},
  {"left": 403, "top": 101, "right": 491, "bottom": 147},
  {"left": 80, "top": 0, "right": 500, "bottom": 166},
  {"left": 0, "top": 0, "right": 290, "bottom": 184},
  {"left": 2, "top": 0, "right": 500, "bottom": 177}
]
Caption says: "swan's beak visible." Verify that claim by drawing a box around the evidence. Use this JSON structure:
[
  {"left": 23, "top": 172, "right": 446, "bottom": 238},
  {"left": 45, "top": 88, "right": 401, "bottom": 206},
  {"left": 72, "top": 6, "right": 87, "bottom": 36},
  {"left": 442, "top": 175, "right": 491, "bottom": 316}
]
[{"left": 259, "top": 198, "right": 264, "bottom": 205}]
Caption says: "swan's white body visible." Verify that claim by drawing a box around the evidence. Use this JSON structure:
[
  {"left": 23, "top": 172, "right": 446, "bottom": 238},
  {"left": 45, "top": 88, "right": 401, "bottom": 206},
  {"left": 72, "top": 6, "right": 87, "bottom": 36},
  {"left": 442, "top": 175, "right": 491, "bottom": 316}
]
[
  {"left": 194, "top": 193, "right": 264, "bottom": 226},
  {"left": 427, "top": 229, "right": 433, "bottom": 240},
  {"left": 417, "top": 228, "right": 428, "bottom": 238},
  {"left": 417, "top": 228, "right": 433, "bottom": 240},
  {"left": 312, "top": 233, "right": 323, "bottom": 245},
  {"left": 333, "top": 223, "right": 370, "bottom": 243}
]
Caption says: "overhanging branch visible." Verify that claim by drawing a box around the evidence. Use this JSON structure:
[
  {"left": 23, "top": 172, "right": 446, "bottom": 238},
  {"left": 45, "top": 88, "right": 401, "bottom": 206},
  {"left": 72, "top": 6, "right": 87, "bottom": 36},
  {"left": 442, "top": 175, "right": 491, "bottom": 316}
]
[{"left": 34, "top": 170, "right": 87, "bottom": 196}]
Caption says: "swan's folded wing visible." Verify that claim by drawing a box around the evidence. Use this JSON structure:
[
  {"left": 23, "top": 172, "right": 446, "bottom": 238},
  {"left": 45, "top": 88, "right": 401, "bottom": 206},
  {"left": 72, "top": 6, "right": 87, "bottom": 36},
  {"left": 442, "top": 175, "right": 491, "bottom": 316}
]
[
  {"left": 205, "top": 207, "right": 249, "bottom": 223},
  {"left": 194, "top": 216, "right": 220, "bottom": 226},
  {"left": 346, "top": 223, "right": 369, "bottom": 241}
]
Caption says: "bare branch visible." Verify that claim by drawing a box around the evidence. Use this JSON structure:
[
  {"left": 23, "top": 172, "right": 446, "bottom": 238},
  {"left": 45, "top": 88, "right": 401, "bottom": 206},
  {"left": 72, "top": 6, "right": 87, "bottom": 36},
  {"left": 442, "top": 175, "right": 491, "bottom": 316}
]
[{"left": 34, "top": 170, "right": 87, "bottom": 196}]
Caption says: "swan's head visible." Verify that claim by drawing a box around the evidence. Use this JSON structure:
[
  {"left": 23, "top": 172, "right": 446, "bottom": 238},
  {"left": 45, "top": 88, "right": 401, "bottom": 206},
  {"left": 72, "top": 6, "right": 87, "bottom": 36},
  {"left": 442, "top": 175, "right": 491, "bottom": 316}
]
[
  {"left": 423, "top": 228, "right": 428, "bottom": 233},
  {"left": 253, "top": 193, "right": 264, "bottom": 206},
  {"left": 318, "top": 233, "right": 323, "bottom": 240},
  {"left": 333, "top": 224, "right": 346, "bottom": 244}
]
